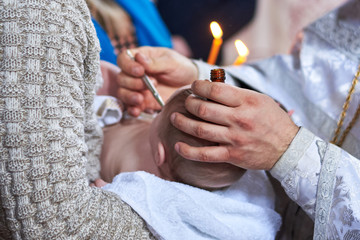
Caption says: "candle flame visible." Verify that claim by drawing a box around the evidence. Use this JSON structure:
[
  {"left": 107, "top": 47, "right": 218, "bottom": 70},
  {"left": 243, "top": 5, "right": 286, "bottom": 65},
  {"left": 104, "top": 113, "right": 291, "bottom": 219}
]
[
  {"left": 210, "top": 21, "right": 223, "bottom": 39},
  {"left": 235, "top": 40, "right": 249, "bottom": 57}
]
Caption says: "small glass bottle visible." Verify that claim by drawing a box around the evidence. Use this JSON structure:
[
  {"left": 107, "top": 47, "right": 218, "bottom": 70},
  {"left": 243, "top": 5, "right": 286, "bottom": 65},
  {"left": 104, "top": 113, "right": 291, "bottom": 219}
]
[{"left": 210, "top": 68, "right": 226, "bottom": 83}]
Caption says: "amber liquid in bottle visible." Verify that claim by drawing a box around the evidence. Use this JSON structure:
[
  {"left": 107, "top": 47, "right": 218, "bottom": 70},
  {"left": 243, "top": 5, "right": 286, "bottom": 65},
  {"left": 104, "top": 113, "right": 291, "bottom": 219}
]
[
  {"left": 210, "top": 68, "right": 226, "bottom": 83},
  {"left": 206, "top": 69, "right": 225, "bottom": 102}
]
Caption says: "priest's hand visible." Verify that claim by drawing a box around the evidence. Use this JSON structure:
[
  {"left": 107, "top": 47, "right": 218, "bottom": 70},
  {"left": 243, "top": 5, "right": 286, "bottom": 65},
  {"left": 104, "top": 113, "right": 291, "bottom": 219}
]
[
  {"left": 116, "top": 46, "right": 198, "bottom": 116},
  {"left": 170, "top": 80, "right": 299, "bottom": 170}
]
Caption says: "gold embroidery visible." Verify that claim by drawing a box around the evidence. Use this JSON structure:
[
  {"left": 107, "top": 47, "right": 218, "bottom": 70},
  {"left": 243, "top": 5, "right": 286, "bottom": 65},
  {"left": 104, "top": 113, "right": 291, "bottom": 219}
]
[{"left": 331, "top": 64, "right": 360, "bottom": 146}]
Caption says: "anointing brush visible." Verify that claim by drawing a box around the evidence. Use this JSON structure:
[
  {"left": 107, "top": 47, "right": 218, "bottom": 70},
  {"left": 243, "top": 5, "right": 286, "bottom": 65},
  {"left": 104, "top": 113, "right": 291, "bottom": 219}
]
[{"left": 126, "top": 49, "right": 165, "bottom": 108}]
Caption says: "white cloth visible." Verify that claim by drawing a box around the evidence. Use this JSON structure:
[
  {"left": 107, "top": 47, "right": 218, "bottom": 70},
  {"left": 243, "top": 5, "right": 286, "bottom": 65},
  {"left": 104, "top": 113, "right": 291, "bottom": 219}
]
[
  {"left": 103, "top": 170, "right": 281, "bottom": 240},
  {"left": 195, "top": 1, "right": 360, "bottom": 238}
]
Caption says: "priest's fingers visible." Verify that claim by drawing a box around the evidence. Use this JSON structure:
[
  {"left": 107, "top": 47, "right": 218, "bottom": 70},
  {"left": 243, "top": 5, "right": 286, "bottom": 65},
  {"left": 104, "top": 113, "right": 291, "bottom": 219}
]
[
  {"left": 174, "top": 143, "right": 230, "bottom": 163},
  {"left": 171, "top": 112, "right": 230, "bottom": 143},
  {"left": 117, "top": 87, "right": 144, "bottom": 106},
  {"left": 127, "top": 107, "right": 142, "bottom": 117},
  {"left": 117, "top": 88, "right": 160, "bottom": 116},
  {"left": 117, "top": 72, "right": 147, "bottom": 91},
  {"left": 117, "top": 49, "right": 145, "bottom": 78},
  {"left": 191, "top": 80, "right": 247, "bottom": 107},
  {"left": 184, "top": 95, "right": 234, "bottom": 126},
  {"left": 174, "top": 142, "right": 274, "bottom": 170}
]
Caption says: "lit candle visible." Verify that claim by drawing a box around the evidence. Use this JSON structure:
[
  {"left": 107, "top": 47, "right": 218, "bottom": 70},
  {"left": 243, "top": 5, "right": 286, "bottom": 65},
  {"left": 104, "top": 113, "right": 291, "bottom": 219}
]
[
  {"left": 233, "top": 40, "right": 249, "bottom": 65},
  {"left": 207, "top": 21, "right": 223, "bottom": 65}
]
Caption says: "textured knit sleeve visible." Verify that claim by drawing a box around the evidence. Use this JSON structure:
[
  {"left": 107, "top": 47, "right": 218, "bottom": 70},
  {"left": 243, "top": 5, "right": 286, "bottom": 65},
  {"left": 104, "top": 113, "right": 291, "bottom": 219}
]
[{"left": 0, "top": 1, "right": 153, "bottom": 239}]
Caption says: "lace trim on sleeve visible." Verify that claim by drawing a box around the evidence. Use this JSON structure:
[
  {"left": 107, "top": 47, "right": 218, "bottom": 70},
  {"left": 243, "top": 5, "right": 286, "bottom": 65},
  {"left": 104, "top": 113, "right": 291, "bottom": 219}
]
[
  {"left": 314, "top": 143, "right": 342, "bottom": 239},
  {"left": 270, "top": 127, "right": 314, "bottom": 180}
]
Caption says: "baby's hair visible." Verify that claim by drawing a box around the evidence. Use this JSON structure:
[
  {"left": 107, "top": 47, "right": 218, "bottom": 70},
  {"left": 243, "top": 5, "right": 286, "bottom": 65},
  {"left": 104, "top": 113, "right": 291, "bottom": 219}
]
[{"left": 158, "top": 88, "right": 245, "bottom": 190}]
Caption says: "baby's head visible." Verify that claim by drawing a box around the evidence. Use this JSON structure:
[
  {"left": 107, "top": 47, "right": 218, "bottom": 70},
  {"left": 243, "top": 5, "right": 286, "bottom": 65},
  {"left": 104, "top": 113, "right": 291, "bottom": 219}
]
[{"left": 149, "top": 88, "right": 245, "bottom": 190}]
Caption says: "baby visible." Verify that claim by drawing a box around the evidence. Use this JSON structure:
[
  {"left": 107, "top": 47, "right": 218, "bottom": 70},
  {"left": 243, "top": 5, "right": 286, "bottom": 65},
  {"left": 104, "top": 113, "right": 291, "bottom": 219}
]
[
  {"left": 99, "top": 88, "right": 281, "bottom": 240},
  {"left": 100, "top": 87, "right": 245, "bottom": 190}
]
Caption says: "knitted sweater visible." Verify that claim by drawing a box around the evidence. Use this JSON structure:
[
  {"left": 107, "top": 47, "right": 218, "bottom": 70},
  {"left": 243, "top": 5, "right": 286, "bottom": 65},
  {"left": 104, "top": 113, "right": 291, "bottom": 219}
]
[{"left": 0, "top": 1, "right": 153, "bottom": 239}]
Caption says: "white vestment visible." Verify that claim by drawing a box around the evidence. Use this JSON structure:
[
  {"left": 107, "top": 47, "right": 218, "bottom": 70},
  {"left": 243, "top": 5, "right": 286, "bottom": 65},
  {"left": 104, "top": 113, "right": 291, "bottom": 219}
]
[{"left": 195, "top": 0, "right": 360, "bottom": 238}]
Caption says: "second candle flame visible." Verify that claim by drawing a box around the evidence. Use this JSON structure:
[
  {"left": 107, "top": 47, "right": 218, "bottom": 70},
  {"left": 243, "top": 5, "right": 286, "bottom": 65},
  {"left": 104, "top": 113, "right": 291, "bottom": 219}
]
[
  {"left": 235, "top": 40, "right": 249, "bottom": 57},
  {"left": 233, "top": 40, "right": 249, "bottom": 65}
]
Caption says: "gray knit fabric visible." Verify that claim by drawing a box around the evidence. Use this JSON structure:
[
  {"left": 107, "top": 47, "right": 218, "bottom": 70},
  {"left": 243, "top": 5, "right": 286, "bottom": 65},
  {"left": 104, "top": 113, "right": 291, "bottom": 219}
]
[{"left": 0, "top": 0, "right": 153, "bottom": 239}]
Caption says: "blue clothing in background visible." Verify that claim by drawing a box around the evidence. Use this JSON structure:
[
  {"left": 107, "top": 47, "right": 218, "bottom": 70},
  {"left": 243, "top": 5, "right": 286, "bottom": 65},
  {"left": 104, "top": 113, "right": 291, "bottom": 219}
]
[
  {"left": 114, "top": 0, "right": 172, "bottom": 48},
  {"left": 92, "top": 18, "right": 117, "bottom": 65}
]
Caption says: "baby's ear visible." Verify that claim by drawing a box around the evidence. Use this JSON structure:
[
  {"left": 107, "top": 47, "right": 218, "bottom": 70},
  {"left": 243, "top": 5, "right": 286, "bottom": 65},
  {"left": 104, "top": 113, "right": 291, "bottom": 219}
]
[{"left": 155, "top": 142, "right": 166, "bottom": 166}]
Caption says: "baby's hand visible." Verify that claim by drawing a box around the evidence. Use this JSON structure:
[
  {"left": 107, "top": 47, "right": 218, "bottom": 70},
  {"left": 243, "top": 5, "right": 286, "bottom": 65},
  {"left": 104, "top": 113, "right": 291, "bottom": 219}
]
[{"left": 90, "top": 179, "right": 108, "bottom": 188}]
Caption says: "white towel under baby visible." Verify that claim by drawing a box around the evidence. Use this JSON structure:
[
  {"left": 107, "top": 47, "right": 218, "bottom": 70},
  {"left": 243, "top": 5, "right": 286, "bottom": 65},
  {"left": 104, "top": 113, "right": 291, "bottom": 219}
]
[{"left": 103, "top": 170, "right": 281, "bottom": 240}]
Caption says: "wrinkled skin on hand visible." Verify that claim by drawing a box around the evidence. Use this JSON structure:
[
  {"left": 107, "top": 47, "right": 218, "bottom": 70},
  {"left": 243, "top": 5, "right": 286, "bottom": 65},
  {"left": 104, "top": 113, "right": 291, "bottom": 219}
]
[
  {"left": 170, "top": 80, "right": 299, "bottom": 170},
  {"left": 116, "top": 46, "right": 198, "bottom": 116}
]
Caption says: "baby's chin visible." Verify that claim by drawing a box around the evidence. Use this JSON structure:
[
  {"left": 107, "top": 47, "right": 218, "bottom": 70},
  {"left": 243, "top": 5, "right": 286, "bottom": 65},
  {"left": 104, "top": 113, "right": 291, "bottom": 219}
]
[
  {"left": 191, "top": 170, "right": 247, "bottom": 191},
  {"left": 192, "top": 182, "right": 234, "bottom": 192}
]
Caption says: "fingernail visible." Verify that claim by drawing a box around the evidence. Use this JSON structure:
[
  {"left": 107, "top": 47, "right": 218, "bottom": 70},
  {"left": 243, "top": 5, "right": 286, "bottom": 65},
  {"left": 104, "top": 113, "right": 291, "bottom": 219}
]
[
  {"left": 170, "top": 112, "right": 176, "bottom": 123},
  {"left": 143, "top": 55, "right": 150, "bottom": 64},
  {"left": 139, "top": 52, "right": 150, "bottom": 64},
  {"left": 131, "top": 95, "right": 139, "bottom": 104},
  {"left": 132, "top": 66, "right": 142, "bottom": 76},
  {"left": 174, "top": 143, "right": 179, "bottom": 153},
  {"left": 129, "top": 108, "right": 140, "bottom": 117}
]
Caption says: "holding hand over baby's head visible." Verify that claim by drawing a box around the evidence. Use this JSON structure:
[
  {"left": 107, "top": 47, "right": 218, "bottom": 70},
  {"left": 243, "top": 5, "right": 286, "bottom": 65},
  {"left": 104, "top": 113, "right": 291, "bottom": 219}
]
[
  {"left": 100, "top": 87, "right": 245, "bottom": 190},
  {"left": 171, "top": 80, "right": 299, "bottom": 170},
  {"left": 151, "top": 88, "right": 246, "bottom": 189}
]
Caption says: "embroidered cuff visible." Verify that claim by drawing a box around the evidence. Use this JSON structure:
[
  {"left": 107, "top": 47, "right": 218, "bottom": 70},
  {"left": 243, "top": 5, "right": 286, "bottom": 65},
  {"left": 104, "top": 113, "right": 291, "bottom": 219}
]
[{"left": 270, "top": 127, "right": 315, "bottom": 181}]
